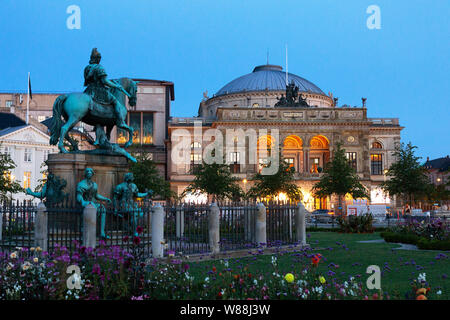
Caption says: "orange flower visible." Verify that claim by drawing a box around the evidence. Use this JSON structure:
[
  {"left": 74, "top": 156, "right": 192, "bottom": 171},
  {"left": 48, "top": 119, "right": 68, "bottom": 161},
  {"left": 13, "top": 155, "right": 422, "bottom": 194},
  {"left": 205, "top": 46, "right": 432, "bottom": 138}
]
[
  {"left": 416, "top": 294, "right": 427, "bottom": 300},
  {"left": 233, "top": 274, "right": 239, "bottom": 280},
  {"left": 416, "top": 288, "right": 427, "bottom": 295},
  {"left": 219, "top": 273, "right": 223, "bottom": 276}
]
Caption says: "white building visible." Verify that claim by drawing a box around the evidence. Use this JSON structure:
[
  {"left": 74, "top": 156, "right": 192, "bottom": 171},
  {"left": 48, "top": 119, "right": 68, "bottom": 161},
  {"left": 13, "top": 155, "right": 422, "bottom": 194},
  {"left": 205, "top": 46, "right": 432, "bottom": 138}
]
[{"left": 0, "top": 123, "right": 58, "bottom": 203}]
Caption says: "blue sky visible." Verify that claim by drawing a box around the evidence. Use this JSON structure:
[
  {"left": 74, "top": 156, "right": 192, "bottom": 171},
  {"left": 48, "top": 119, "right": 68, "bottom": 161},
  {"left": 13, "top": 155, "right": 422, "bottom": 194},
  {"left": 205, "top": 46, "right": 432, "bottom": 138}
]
[{"left": 0, "top": 0, "right": 448, "bottom": 160}]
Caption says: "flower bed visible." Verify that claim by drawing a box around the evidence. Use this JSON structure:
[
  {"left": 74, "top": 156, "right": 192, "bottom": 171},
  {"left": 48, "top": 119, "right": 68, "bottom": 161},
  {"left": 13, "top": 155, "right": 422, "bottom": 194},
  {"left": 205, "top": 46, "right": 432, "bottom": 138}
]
[{"left": 381, "top": 218, "right": 450, "bottom": 250}]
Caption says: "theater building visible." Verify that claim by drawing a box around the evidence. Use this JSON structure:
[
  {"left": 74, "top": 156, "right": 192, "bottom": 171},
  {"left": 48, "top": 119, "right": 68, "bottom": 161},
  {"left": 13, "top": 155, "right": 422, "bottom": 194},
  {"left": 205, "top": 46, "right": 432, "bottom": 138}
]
[{"left": 168, "top": 64, "right": 403, "bottom": 210}]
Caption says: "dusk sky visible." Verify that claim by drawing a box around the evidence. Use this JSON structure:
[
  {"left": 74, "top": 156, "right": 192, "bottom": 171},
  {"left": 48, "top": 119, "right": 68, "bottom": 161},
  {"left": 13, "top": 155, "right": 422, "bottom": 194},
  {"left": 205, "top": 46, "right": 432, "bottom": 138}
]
[{"left": 0, "top": 0, "right": 448, "bottom": 160}]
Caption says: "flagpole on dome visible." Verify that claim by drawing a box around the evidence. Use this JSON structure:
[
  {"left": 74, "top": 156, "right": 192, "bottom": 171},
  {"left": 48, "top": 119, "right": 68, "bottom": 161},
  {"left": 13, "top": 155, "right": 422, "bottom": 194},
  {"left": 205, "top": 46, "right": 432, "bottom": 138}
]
[{"left": 285, "top": 43, "right": 288, "bottom": 86}]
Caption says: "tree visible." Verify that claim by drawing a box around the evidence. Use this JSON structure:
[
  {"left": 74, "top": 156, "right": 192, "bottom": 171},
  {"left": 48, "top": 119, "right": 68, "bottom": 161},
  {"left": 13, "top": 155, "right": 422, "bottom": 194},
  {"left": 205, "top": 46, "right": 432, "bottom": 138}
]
[
  {"left": 184, "top": 160, "right": 242, "bottom": 202},
  {"left": 312, "top": 143, "right": 369, "bottom": 215},
  {"left": 0, "top": 152, "right": 23, "bottom": 201},
  {"left": 381, "top": 142, "right": 429, "bottom": 207},
  {"left": 129, "top": 153, "right": 174, "bottom": 200},
  {"left": 247, "top": 153, "right": 302, "bottom": 201}
]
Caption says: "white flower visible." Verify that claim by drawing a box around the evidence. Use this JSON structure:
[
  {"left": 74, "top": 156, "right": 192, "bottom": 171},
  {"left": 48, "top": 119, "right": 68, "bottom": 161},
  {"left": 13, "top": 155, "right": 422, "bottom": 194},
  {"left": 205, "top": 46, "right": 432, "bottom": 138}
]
[
  {"left": 418, "top": 273, "right": 426, "bottom": 283},
  {"left": 204, "top": 277, "right": 209, "bottom": 283},
  {"left": 253, "top": 279, "right": 258, "bottom": 285},
  {"left": 437, "top": 290, "right": 442, "bottom": 295},
  {"left": 9, "top": 252, "right": 17, "bottom": 259},
  {"left": 344, "top": 281, "right": 349, "bottom": 288},
  {"left": 271, "top": 256, "right": 277, "bottom": 266}
]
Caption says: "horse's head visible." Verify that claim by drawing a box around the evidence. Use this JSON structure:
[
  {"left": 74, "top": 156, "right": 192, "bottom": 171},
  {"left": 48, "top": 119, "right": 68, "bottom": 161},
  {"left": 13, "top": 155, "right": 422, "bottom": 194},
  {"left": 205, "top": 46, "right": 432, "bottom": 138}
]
[
  {"left": 116, "top": 77, "right": 137, "bottom": 107},
  {"left": 125, "top": 78, "right": 138, "bottom": 107}
]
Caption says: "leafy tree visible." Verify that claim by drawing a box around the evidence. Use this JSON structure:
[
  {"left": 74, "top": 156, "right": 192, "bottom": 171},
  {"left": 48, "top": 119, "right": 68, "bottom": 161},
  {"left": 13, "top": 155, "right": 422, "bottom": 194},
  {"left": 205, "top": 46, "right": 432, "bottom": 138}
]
[
  {"left": 312, "top": 143, "right": 368, "bottom": 215},
  {"left": 184, "top": 160, "right": 242, "bottom": 202},
  {"left": 129, "top": 152, "right": 174, "bottom": 200},
  {"left": 247, "top": 153, "right": 302, "bottom": 201},
  {"left": 381, "top": 142, "right": 429, "bottom": 207},
  {"left": 0, "top": 151, "right": 23, "bottom": 201}
]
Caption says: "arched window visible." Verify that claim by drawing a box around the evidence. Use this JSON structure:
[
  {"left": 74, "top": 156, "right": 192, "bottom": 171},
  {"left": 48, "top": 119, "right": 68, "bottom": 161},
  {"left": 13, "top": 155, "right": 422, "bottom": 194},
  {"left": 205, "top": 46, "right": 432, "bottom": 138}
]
[{"left": 372, "top": 141, "right": 383, "bottom": 149}]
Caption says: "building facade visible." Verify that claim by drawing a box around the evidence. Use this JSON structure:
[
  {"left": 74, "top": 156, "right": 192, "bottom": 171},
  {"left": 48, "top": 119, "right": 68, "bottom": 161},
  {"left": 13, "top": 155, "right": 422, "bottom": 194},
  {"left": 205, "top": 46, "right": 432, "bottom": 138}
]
[{"left": 168, "top": 64, "right": 403, "bottom": 210}]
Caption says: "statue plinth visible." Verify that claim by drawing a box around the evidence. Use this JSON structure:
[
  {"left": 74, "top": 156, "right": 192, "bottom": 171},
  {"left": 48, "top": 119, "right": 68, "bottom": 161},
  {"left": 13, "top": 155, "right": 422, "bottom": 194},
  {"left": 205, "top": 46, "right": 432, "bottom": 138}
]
[{"left": 47, "top": 153, "right": 130, "bottom": 203}]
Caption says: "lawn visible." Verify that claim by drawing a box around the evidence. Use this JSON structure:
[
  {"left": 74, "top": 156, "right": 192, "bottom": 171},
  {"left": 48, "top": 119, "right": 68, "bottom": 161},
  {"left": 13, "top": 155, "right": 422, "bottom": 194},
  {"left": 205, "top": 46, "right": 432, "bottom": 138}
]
[{"left": 188, "top": 232, "right": 450, "bottom": 299}]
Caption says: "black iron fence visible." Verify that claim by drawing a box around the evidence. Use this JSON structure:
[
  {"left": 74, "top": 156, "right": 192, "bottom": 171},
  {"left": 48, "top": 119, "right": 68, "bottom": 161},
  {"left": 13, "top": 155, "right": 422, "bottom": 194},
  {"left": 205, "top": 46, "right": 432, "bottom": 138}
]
[
  {"left": 265, "top": 201, "right": 297, "bottom": 245},
  {"left": 164, "top": 202, "right": 210, "bottom": 256},
  {"left": 0, "top": 201, "right": 36, "bottom": 253},
  {"left": 2, "top": 200, "right": 306, "bottom": 257}
]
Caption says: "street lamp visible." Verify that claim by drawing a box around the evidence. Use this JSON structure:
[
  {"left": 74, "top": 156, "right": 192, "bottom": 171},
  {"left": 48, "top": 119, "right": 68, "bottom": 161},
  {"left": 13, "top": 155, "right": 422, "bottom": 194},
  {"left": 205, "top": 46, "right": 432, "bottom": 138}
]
[{"left": 243, "top": 178, "right": 247, "bottom": 193}]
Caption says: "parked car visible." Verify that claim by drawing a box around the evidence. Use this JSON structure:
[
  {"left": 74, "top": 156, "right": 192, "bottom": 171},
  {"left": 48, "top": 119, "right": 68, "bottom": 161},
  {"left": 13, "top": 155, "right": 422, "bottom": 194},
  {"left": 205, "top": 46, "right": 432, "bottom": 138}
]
[{"left": 311, "top": 209, "right": 334, "bottom": 223}]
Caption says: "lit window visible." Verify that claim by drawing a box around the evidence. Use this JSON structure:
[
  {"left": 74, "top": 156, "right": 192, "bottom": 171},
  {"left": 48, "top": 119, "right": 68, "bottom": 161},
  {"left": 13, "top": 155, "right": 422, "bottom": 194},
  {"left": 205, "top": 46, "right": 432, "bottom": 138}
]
[
  {"left": 345, "top": 152, "right": 357, "bottom": 171},
  {"left": 23, "top": 171, "right": 31, "bottom": 189},
  {"left": 24, "top": 149, "right": 32, "bottom": 162},
  {"left": 284, "top": 158, "right": 295, "bottom": 170},
  {"left": 38, "top": 116, "right": 46, "bottom": 122},
  {"left": 371, "top": 154, "right": 383, "bottom": 175},
  {"left": 252, "top": 103, "right": 260, "bottom": 108},
  {"left": 311, "top": 158, "right": 320, "bottom": 173}
]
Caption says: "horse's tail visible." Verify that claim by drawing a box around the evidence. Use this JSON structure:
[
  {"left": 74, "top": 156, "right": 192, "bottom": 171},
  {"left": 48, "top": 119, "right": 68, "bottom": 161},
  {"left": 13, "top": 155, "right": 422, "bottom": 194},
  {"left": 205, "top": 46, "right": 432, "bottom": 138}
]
[{"left": 49, "top": 94, "right": 67, "bottom": 145}]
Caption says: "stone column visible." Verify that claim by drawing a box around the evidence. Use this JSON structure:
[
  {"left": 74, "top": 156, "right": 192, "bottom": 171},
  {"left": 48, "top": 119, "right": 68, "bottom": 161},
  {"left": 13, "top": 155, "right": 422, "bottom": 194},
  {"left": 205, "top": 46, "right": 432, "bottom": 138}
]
[
  {"left": 296, "top": 202, "right": 307, "bottom": 246},
  {"left": 34, "top": 202, "right": 48, "bottom": 251},
  {"left": 209, "top": 202, "right": 220, "bottom": 254},
  {"left": 303, "top": 147, "right": 310, "bottom": 173},
  {"left": 152, "top": 204, "right": 164, "bottom": 258},
  {"left": 83, "top": 204, "right": 97, "bottom": 248},
  {"left": 256, "top": 202, "right": 267, "bottom": 247}
]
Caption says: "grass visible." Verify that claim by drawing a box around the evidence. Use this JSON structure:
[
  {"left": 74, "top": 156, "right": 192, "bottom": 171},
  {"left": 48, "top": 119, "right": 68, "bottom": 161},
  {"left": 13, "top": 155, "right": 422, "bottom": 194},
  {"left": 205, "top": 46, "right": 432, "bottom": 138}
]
[{"left": 188, "top": 232, "right": 450, "bottom": 299}]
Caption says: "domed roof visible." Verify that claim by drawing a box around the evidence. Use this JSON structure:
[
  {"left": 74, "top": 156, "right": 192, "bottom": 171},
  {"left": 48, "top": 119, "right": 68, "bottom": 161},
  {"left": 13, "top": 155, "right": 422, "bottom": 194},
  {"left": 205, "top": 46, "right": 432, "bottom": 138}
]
[{"left": 215, "top": 64, "right": 325, "bottom": 96}]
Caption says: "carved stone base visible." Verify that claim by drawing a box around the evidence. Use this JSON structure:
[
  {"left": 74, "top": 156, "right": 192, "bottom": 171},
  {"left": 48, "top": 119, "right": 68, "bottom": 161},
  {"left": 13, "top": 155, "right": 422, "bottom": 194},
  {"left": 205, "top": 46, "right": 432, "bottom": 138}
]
[{"left": 47, "top": 153, "right": 130, "bottom": 203}]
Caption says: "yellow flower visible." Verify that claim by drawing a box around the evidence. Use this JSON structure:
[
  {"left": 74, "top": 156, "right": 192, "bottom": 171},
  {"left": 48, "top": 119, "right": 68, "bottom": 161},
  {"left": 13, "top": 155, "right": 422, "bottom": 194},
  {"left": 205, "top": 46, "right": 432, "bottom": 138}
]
[
  {"left": 319, "top": 276, "right": 326, "bottom": 284},
  {"left": 284, "top": 273, "right": 295, "bottom": 283},
  {"left": 30, "top": 247, "right": 35, "bottom": 251},
  {"left": 22, "top": 263, "right": 31, "bottom": 271},
  {"left": 33, "top": 257, "right": 39, "bottom": 263},
  {"left": 9, "top": 252, "right": 17, "bottom": 259},
  {"left": 36, "top": 247, "right": 42, "bottom": 252}
]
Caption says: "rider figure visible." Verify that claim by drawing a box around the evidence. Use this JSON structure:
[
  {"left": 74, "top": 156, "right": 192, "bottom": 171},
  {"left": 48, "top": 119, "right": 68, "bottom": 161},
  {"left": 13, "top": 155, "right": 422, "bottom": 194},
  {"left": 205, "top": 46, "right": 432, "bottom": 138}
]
[{"left": 83, "top": 48, "right": 127, "bottom": 127}]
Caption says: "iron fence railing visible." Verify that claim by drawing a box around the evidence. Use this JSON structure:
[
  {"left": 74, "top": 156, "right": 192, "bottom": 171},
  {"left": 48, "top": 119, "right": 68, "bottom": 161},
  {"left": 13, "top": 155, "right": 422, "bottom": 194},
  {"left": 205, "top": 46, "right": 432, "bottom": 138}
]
[
  {"left": 164, "top": 202, "right": 210, "bottom": 256},
  {"left": 0, "top": 201, "right": 36, "bottom": 253},
  {"left": 265, "top": 201, "right": 297, "bottom": 246}
]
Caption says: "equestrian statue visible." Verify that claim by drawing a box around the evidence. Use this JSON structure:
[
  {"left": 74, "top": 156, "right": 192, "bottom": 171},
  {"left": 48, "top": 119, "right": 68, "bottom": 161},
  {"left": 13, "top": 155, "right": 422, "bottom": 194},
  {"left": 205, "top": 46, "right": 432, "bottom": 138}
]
[{"left": 49, "top": 48, "right": 137, "bottom": 162}]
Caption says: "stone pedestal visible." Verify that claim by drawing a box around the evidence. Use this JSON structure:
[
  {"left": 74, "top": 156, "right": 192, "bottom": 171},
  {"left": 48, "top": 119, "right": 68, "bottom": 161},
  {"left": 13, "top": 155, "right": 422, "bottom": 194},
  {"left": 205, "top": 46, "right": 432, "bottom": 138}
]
[{"left": 47, "top": 153, "right": 130, "bottom": 203}]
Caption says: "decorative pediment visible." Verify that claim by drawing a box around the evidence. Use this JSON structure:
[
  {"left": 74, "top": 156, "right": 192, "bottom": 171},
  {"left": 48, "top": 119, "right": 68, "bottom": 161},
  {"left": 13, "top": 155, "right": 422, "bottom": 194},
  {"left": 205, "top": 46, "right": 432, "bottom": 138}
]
[{"left": 0, "top": 125, "right": 50, "bottom": 145}]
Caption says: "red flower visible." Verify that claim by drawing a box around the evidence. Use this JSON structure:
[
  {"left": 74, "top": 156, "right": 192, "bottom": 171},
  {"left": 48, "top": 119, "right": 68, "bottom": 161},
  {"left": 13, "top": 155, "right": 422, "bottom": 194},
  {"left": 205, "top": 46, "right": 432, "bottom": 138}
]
[
  {"left": 123, "top": 236, "right": 129, "bottom": 242},
  {"left": 133, "top": 236, "right": 141, "bottom": 245},
  {"left": 312, "top": 254, "right": 322, "bottom": 267},
  {"left": 136, "top": 226, "right": 144, "bottom": 234},
  {"left": 212, "top": 266, "right": 217, "bottom": 273}
]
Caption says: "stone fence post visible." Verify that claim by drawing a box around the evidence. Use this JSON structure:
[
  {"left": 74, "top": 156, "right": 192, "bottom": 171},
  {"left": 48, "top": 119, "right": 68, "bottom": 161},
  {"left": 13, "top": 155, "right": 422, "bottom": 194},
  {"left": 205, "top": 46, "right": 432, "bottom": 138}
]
[
  {"left": 83, "top": 204, "right": 97, "bottom": 248},
  {"left": 151, "top": 203, "right": 164, "bottom": 258},
  {"left": 209, "top": 202, "right": 220, "bottom": 255},
  {"left": 35, "top": 202, "right": 48, "bottom": 251},
  {"left": 295, "top": 202, "right": 307, "bottom": 245},
  {"left": 256, "top": 202, "right": 267, "bottom": 247}
]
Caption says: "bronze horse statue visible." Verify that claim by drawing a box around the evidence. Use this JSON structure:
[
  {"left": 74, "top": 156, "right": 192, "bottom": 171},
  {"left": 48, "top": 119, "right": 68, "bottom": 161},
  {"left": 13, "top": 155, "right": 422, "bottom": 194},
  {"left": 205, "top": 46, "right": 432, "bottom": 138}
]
[{"left": 49, "top": 77, "right": 137, "bottom": 155}]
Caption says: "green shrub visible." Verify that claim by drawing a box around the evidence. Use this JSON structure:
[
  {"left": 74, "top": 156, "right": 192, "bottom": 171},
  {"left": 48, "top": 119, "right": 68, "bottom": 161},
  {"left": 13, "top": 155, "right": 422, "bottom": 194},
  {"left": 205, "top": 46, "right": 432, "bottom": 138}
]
[
  {"left": 380, "top": 231, "right": 420, "bottom": 244},
  {"left": 417, "top": 238, "right": 450, "bottom": 250},
  {"left": 337, "top": 214, "right": 374, "bottom": 233}
]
